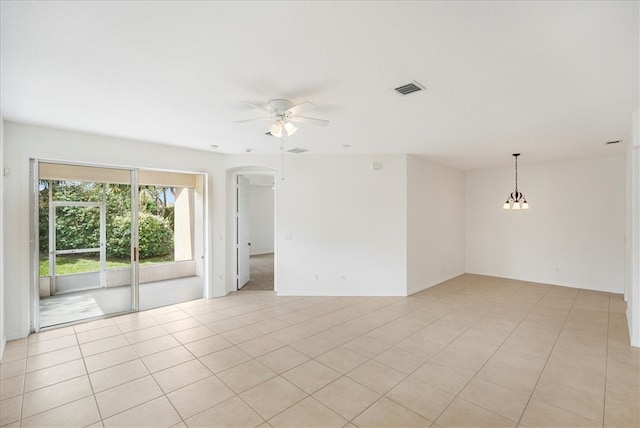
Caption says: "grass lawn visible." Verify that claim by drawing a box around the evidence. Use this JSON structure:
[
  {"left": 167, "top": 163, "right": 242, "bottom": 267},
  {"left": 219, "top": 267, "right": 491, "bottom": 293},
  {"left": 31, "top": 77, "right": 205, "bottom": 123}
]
[{"left": 39, "top": 254, "right": 174, "bottom": 276}]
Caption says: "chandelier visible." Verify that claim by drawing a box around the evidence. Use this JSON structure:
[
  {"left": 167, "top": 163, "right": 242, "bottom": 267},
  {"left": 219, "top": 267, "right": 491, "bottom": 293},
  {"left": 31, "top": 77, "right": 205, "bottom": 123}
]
[{"left": 502, "top": 153, "right": 529, "bottom": 210}]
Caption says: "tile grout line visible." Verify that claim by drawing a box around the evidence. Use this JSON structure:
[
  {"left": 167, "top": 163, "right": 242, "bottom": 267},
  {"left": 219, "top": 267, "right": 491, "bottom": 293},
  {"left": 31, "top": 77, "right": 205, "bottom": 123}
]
[
  {"left": 514, "top": 289, "right": 581, "bottom": 427},
  {"left": 5, "top": 280, "right": 631, "bottom": 427},
  {"left": 171, "top": 297, "right": 320, "bottom": 425},
  {"left": 339, "top": 278, "right": 524, "bottom": 424},
  {"left": 4, "top": 287, "right": 462, "bottom": 427},
  {"left": 87, "top": 311, "right": 180, "bottom": 426},
  {"left": 76, "top": 325, "right": 104, "bottom": 427},
  {"left": 192, "top": 293, "right": 429, "bottom": 425},
  {"left": 233, "top": 378, "right": 295, "bottom": 426},
  {"left": 16, "top": 328, "right": 98, "bottom": 425},
  {"left": 136, "top": 309, "right": 210, "bottom": 427},
  {"left": 404, "top": 281, "right": 552, "bottom": 425},
  {"left": 18, "top": 292, "right": 404, "bottom": 422},
  {"left": 602, "top": 293, "right": 611, "bottom": 427},
  {"left": 334, "top": 295, "right": 470, "bottom": 425},
  {"left": 96, "top": 309, "right": 202, "bottom": 426},
  {"left": 17, "top": 346, "right": 27, "bottom": 425}
]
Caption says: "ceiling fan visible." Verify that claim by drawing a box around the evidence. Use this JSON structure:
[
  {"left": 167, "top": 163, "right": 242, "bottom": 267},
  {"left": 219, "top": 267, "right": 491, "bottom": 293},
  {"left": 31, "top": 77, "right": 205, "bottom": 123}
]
[{"left": 235, "top": 99, "right": 329, "bottom": 137}]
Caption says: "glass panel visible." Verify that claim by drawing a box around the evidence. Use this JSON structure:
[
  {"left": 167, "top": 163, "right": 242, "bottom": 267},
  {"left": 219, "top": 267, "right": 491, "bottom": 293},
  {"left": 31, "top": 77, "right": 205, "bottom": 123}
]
[
  {"left": 106, "top": 183, "right": 132, "bottom": 278},
  {"left": 38, "top": 167, "right": 135, "bottom": 328},
  {"left": 138, "top": 178, "right": 203, "bottom": 311},
  {"left": 52, "top": 180, "right": 104, "bottom": 202},
  {"left": 54, "top": 253, "right": 101, "bottom": 275},
  {"left": 38, "top": 180, "right": 50, "bottom": 276},
  {"left": 138, "top": 185, "right": 183, "bottom": 264},
  {"left": 52, "top": 252, "right": 102, "bottom": 294}
]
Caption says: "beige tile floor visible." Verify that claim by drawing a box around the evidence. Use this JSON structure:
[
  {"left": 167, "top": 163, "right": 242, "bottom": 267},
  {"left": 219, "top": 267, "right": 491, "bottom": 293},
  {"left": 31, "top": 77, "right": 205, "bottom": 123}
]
[{"left": 1, "top": 274, "right": 639, "bottom": 427}]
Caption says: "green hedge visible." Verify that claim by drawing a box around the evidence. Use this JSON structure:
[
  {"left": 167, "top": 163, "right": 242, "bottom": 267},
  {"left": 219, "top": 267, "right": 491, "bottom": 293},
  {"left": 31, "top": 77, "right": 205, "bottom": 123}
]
[
  {"left": 108, "top": 213, "right": 173, "bottom": 258},
  {"left": 39, "top": 182, "right": 175, "bottom": 260}
]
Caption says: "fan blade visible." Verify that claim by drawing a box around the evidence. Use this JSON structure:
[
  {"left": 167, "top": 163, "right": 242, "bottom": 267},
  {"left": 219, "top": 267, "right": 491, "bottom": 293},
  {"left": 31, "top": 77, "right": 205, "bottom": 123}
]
[
  {"left": 287, "top": 101, "right": 316, "bottom": 115},
  {"left": 242, "top": 101, "right": 273, "bottom": 113},
  {"left": 234, "top": 117, "right": 272, "bottom": 123},
  {"left": 290, "top": 116, "right": 329, "bottom": 126}
]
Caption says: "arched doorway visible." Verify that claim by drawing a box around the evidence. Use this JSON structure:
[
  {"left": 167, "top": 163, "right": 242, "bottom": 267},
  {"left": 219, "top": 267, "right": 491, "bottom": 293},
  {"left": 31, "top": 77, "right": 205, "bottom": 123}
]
[{"left": 226, "top": 167, "right": 278, "bottom": 294}]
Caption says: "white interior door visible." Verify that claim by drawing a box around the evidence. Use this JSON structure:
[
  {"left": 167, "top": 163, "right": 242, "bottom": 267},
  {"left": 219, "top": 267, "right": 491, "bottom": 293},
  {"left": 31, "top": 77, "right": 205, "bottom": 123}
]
[{"left": 237, "top": 175, "right": 251, "bottom": 289}]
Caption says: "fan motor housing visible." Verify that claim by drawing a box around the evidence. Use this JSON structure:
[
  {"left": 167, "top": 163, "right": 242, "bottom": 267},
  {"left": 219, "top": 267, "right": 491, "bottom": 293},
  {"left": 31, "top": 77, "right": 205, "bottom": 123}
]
[{"left": 270, "top": 99, "right": 294, "bottom": 113}]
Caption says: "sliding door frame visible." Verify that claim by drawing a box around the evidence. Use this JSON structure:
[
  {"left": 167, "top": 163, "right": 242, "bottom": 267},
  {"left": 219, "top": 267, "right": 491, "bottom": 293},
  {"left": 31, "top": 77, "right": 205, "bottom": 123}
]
[
  {"left": 130, "top": 169, "right": 140, "bottom": 313},
  {"left": 29, "top": 159, "right": 208, "bottom": 332},
  {"left": 29, "top": 160, "right": 40, "bottom": 332},
  {"left": 30, "top": 159, "right": 140, "bottom": 332}
]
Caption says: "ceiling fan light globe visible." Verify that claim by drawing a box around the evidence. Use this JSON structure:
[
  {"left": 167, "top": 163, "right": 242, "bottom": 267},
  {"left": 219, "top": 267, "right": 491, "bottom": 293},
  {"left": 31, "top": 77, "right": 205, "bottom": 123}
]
[
  {"left": 269, "top": 123, "right": 283, "bottom": 138},
  {"left": 284, "top": 122, "right": 298, "bottom": 136}
]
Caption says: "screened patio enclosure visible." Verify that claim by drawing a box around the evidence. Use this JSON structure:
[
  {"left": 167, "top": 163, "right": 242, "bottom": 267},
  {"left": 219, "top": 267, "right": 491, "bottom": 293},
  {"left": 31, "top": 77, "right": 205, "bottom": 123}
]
[{"left": 34, "top": 161, "right": 206, "bottom": 329}]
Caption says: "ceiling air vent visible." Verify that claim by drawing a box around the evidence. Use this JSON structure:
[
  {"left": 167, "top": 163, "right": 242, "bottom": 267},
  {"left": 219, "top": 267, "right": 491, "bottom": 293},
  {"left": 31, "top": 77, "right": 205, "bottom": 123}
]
[
  {"left": 394, "top": 81, "right": 425, "bottom": 96},
  {"left": 287, "top": 148, "right": 309, "bottom": 154}
]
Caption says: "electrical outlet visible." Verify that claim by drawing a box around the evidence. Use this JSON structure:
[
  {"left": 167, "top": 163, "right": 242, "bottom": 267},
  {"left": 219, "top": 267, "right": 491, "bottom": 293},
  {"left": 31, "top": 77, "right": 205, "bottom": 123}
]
[{"left": 341, "top": 274, "right": 346, "bottom": 280}]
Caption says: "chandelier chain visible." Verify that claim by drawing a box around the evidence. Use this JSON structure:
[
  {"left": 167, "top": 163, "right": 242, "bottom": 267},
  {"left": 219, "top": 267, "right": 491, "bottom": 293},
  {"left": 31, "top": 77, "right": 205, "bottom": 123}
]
[
  {"left": 503, "top": 153, "right": 529, "bottom": 210},
  {"left": 514, "top": 154, "right": 518, "bottom": 193}
]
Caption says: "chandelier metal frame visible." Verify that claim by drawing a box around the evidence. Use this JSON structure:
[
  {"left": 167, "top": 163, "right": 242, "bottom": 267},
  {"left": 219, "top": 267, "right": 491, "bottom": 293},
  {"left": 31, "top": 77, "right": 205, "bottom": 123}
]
[{"left": 503, "top": 153, "right": 529, "bottom": 210}]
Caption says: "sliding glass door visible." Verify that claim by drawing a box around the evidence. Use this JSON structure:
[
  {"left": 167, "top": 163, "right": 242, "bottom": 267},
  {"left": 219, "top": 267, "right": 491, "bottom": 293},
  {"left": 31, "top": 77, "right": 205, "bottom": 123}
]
[
  {"left": 136, "top": 170, "right": 205, "bottom": 310},
  {"left": 31, "top": 161, "right": 206, "bottom": 330},
  {"left": 34, "top": 162, "right": 137, "bottom": 328}
]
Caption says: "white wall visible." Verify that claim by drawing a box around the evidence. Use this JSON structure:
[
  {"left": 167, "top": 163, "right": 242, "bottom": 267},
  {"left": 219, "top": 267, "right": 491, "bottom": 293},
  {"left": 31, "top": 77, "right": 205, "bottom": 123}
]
[
  {"left": 2, "top": 122, "right": 226, "bottom": 340},
  {"left": 248, "top": 184, "right": 274, "bottom": 255},
  {"left": 225, "top": 154, "right": 408, "bottom": 296},
  {"left": 4, "top": 121, "right": 634, "bottom": 345},
  {"left": 0, "top": 117, "right": 5, "bottom": 359},
  {"left": 627, "top": 111, "right": 640, "bottom": 347},
  {"left": 466, "top": 156, "right": 626, "bottom": 293},
  {"left": 407, "top": 156, "right": 465, "bottom": 294}
]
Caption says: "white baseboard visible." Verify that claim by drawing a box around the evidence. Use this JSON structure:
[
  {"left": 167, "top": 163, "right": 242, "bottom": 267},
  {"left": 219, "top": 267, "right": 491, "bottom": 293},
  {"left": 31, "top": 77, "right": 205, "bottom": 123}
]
[
  {"left": 408, "top": 272, "right": 465, "bottom": 296},
  {"left": 628, "top": 306, "right": 639, "bottom": 348},
  {"left": 0, "top": 336, "right": 5, "bottom": 361}
]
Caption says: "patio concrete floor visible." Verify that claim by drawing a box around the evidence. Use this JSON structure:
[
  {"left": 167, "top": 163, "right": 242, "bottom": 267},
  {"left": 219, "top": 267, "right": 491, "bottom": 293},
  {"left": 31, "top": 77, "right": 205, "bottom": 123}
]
[{"left": 39, "top": 276, "right": 203, "bottom": 328}]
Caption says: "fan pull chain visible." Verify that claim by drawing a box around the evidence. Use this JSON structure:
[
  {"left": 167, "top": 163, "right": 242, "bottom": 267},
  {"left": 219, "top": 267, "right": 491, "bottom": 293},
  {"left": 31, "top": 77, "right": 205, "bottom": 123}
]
[{"left": 280, "top": 136, "right": 285, "bottom": 181}]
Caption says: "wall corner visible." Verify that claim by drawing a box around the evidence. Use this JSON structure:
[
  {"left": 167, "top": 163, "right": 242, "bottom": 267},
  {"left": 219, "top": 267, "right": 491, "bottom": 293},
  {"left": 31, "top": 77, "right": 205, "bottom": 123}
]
[
  {"left": 0, "top": 115, "right": 5, "bottom": 359},
  {"left": 627, "top": 110, "right": 640, "bottom": 347}
]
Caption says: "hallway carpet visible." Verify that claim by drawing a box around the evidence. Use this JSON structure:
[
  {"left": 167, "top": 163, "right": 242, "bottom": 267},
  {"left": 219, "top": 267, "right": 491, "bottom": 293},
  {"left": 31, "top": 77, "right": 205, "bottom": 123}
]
[{"left": 241, "top": 253, "right": 274, "bottom": 291}]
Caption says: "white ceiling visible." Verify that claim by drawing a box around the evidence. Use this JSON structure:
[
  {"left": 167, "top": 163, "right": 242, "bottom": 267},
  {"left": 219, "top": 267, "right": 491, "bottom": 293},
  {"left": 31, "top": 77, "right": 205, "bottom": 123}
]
[{"left": 1, "top": 1, "right": 638, "bottom": 170}]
